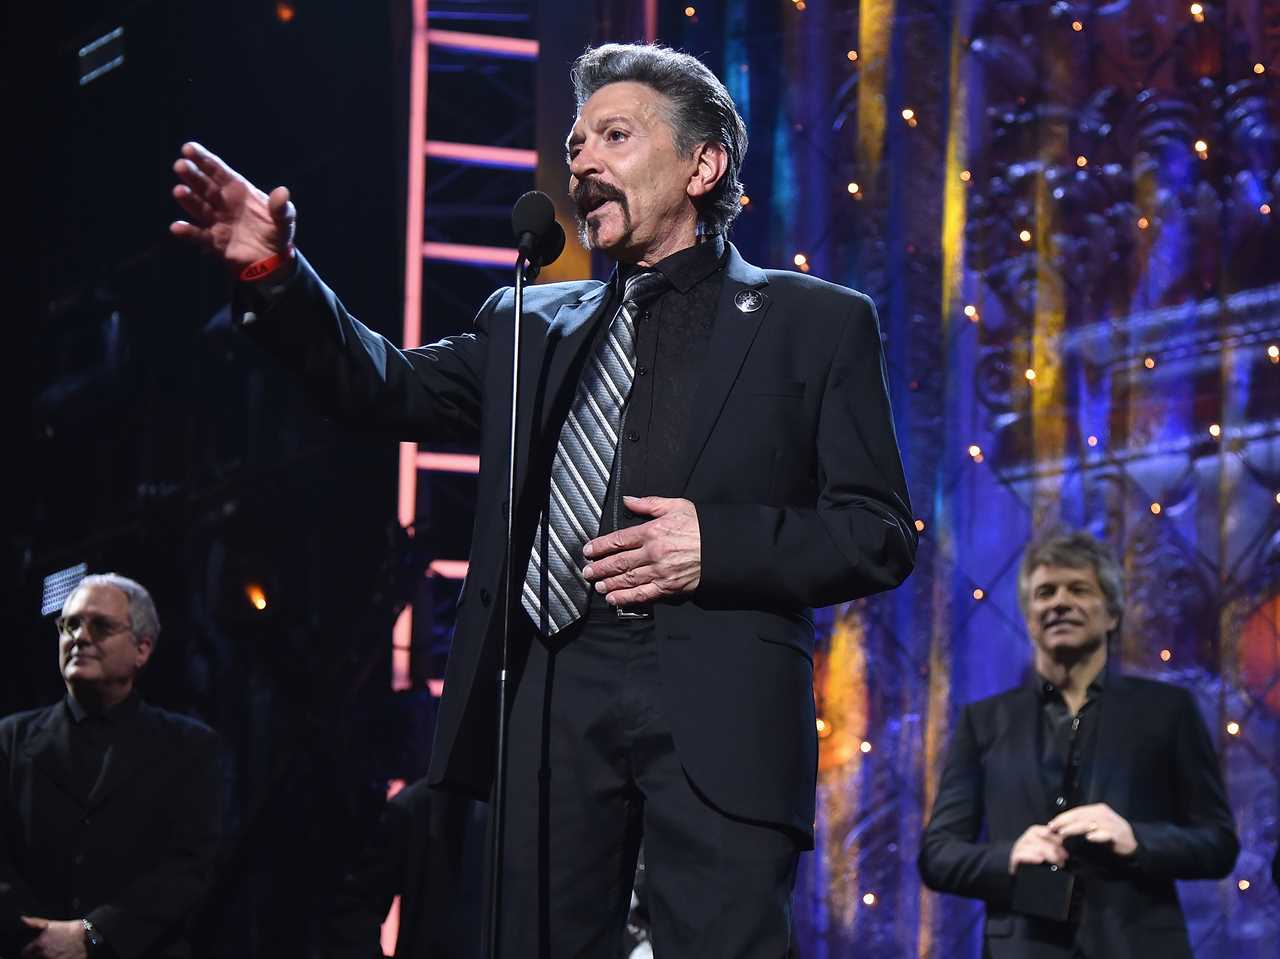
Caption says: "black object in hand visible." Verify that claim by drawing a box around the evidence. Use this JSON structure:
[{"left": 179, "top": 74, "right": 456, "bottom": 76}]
[{"left": 1011, "top": 862, "right": 1074, "bottom": 921}]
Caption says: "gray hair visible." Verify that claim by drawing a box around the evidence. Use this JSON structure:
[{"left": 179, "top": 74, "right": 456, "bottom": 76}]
[
  {"left": 571, "top": 43, "right": 748, "bottom": 235},
  {"left": 1017, "top": 529, "right": 1125, "bottom": 625},
  {"left": 65, "top": 572, "right": 162, "bottom": 648}
]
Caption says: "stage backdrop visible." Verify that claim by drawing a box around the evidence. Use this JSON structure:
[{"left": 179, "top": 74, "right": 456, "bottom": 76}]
[{"left": 598, "top": 1, "right": 1280, "bottom": 956}]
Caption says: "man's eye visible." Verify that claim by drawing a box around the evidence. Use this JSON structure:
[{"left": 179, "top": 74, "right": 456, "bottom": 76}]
[{"left": 607, "top": 129, "right": 627, "bottom": 142}]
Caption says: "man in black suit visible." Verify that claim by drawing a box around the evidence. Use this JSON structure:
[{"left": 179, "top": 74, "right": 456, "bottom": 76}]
[
  {"left": 918, "top": 530, "right": 1238, "bottom": 958},
  {"left": 169, "top": 42, "right": 916, "bottom": 957},
  {"left": 0, "top": 574, "right": 223, "bottom": 959}
]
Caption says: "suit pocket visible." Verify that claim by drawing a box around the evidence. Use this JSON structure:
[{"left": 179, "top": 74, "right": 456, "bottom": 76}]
[
  {"left": 749, "top": 379, "right": 806, "bottom": 398},
  {"left": 756, "top": 615, "right": 816, "bottom": 663}
]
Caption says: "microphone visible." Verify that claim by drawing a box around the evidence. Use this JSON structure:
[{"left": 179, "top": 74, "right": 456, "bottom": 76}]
[{"left": 511, "top": 191, "right": 565, "bottom": 274}]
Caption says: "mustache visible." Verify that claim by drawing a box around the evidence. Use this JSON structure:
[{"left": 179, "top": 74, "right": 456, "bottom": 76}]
[{"left": 572, "top": 178, "right": 627, "bottom": 218}]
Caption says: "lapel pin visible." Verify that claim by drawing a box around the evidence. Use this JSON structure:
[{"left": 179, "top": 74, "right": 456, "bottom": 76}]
[{"left": 734, "top": 289, "right": 765, "bottom": 313}]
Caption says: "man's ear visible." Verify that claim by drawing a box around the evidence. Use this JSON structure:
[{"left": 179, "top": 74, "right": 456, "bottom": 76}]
[
  {"left": 687, "top": 142, "right": 729, "bottom": 200},
  {"left": 134, "top": 635, "right": 155, "bottom": 670}
]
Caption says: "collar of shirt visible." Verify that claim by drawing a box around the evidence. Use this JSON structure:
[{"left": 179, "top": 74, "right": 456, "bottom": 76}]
[
  {"left": 1032, "top": 669, "right": 1107, "bottom": 704},
  {"left": 615, "top": 234, "right": 727, "bottom": 296},
  {"left": 65, "top": 689, "right": 142, "bottom": 725}
]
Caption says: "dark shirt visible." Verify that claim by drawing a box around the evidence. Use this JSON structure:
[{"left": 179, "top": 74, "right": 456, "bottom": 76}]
[
  {"left": 588, "top": 235, "right": 726, "bottom": 613},
  {"left": 1036, "top": 671, "right": 1104, "bottom": 817},
  {"left": 65, "top": 691, "right": 142, "bottom": 798}
]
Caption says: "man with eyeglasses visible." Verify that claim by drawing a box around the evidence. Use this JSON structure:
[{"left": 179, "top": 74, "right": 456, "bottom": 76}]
[{"left": 1, "top": 574, "right": 223, "bottom": 959}]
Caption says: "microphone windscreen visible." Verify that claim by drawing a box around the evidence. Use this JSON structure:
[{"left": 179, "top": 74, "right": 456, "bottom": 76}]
[
  {"left": 535, "top": 223, "right": 566, "bottom": 267},
  {"left": 511, "top": 191, "right": 556, "bottom": 240}
]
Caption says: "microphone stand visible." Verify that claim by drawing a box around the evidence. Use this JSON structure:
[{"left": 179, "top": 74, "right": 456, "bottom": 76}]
[{"left": 488, "top": 247, "right": 539, "bottom": 959}]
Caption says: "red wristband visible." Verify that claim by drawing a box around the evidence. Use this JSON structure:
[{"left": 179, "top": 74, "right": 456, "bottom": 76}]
[{"left": 240, "top": 246, "right": 296, "bottom": 282}]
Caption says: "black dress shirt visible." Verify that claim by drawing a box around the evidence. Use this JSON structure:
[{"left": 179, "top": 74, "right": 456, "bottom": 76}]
[
  {"left": 66, "top": 691, "right": 142, "bottom": 799},
  {"left": 587, "top": 235, "right": 726, "bottom": 614},
  {"left": 1035, "top": 671, "right": 1105, "bottom": 818}
]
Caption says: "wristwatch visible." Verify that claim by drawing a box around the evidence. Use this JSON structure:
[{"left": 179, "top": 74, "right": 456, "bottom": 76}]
[{"left": 82, "top": 918, "right": 103, "bottom": 952}]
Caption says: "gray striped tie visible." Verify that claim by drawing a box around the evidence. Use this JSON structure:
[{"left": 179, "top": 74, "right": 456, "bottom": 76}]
[{"left": 522, "top": 270, "right": 669, "bottom": 635}]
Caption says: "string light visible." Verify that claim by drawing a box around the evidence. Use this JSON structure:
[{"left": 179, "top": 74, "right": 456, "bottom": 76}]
[
  {"left": 1087, "top": 434, "right": 1099, "bottom": 447},
  {"left": 1275, "top": 492, "right": 1280, "bottom": 504},
  {"left": 847, "top": 50, "right": 859, "bottom": 62},
  {"left": 902, "top": 107, "right": 918, "bottom": 127},
  {"left": 1160, "top": 648, "right": 1172, "bottom": 662},
  {"left": 847, "top": 181, "right": 861, "bottom": 195},
  {"left": 1071, "top": 20, "right": 1084, "bottom": 31},
  {"left": 914, "top": 518, "right": 926, "bottom": 533},
  {"left": 1268, "top": 344, "right": 1279, "bottom": 363},
  {"left": 244, "top": 583, "right": 268, "bottom": 611},
  {"left": 1255, "top": 63, "right": 1266, "bottom": 75},
  {"left": 739, "top": 194, "right": 750, "bottom": 206},
  {"left": 862, "top": 892, "right": 877, "bottom": 906},
  {"left": 1150, "top": 502, "right": 1162, "bottom": 515},
  {"left": 684, "top": 5, "right": 696, "bottom": 16},
  {"left": 793, "top": 252, "right": 808, "bottom": 267},
  {"left": 960, "top": 169, "right": 972, "bottom": 182},
  {"left": 1025, "top": 368, "right": 1037, "bottom": 382},
  {"left": 964, "top": 304, "right": 979, "bottom": 320},
  {"left": 973, "top": 588, "right": 985, "bottom": 600},
  {"left": 275, "top": 2, "right": 296, "bottom": 23},
  {"left": 1144, "top": 356, "right": 1157, "bottom": 369},
  {"left": 816, "top": 717, "right": 832, "bottom": 738},
  {"left": 1226, "top": 721, "right": 1240, "bottom": 736},
  {"left": 860, "top": 740, "right": 872, "bottom": 753},
  {"left": 1019, "top": 229, "right": 1032, "bottom": 243},
  {"left": 1261, "top": 203, "right": 1272, "bottom": 215},
  {"left": 1209, "top": 423, "right": 1221, "bottom": 438},
  {"left": 1189, "top": 2, "right": 1205, "bottom": 22},
  {"left": 1194, "top": 139, "right": 1209, "bottom": 158},
  {"left": 1076, "top": 155, "right": 1088, "bottom": 167},
  {"left": 967, "top": 444, "right": 982, "bottom": 458},
  {"left": 1238, "top": 879, "right": 1251, "bottom": 891},
  {"left": 1137, "top": 216, "right": 1150, "bottom": 230}
]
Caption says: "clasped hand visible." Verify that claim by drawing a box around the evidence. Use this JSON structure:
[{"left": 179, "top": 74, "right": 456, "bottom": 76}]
[
  {"left": 582, "top": 496, "right": 700, "bottom": 606},
  {"left": 1008, "top": 802, "right": 1137, "bottom": 874}
]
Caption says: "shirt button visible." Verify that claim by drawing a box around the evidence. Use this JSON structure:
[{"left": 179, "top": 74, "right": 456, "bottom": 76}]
[
  {"left": 626, "top": 430, "right": 640, "bottom": 442},
  {"left": 74, "top": 853, "right": 85, "bottom": 865},
  {"left": 1055, "top": 795, "right": 1066, "bottom": 808},
  {"left": 637, "top": 366, "right": 649, "bottom": 377}
]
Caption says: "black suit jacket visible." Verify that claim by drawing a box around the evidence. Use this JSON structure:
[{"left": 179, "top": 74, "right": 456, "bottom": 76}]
[
  {"left": 918, "top": 674, "right": 1238, "bottom": 959},
  {"left": 240, "top": 243, "right": 916, "bottom": 842},
  {"left": 0, "top": 700, "right": 223, "bottom": 959}
]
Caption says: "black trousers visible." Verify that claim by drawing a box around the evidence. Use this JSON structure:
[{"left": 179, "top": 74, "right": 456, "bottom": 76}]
[{"left": 489, "top": 612, "right": 800, "bottom": 959}]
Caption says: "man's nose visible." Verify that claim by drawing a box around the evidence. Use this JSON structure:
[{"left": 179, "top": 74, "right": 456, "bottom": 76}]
[{"left": 569, "top": 145, "right": 600, "bottom": 181}]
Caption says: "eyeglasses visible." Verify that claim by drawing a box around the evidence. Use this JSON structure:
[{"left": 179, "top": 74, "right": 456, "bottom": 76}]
[{"left": 55, "top": 613, "right": 133, "bottom": 640}]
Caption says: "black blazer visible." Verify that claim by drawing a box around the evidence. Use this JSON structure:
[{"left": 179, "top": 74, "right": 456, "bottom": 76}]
[
  {"left": 918, "top": 674, "right": 1238, "bottom": 959},
  {"left": 0, "top": 700, "right": 223, "bottom": 959},
  {"left": 240, "top": 243, "right": 916, "bottom": 843}
]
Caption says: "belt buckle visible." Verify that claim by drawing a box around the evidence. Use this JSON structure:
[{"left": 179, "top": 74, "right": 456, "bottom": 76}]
[{"left": 615, "top": 605, "right": 652, "bottom": 620}]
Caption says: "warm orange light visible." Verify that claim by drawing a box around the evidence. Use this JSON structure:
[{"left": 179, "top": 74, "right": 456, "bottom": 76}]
[
  {"left": 860, "top": 740, "right": 872, "bottom": 753},
  {"left": 1071, "top": 20, "right": 1084, "bottom": 31},
  {"left": 1238, "top": 879, "right": 1251, "bottom": 891},
  {"left": 684, "top": 5, "right": 696, "bottom": 16},
  {"left": 1261, "top": 204, "right": 1272, "bottom": 215},
  {"left": 1144, "top": 356, "right": 1156, "bottom": 369},
  {"left": 739, "top": 194, "right": 750, "bottom": 206},
  {"left": 847, "top": 181, "right": 861, "bottom": 195},
  {"left": 1087, "top": 434, "right": 1099, "bottom": 447},
  {"left": 816, "top": 717, "right": 832, "bottom": 738},
  {"left": 972, "top": 588, "right": 985, "bottom": 600},
  {"left": 1025, "top": 368, "right": 1037, "bottom": 381},
  {"left": 914, "top": 518, "right": 926, "bottom": 533},
  {"left": 1226, "top": 720, "right": 1240, "bottom": 736},
  {"left": 1076, "top": 155, "right": 1088, "bottom": 167},
  {"left": 1137, "top": 216, "right": 1150, "bottom": 230},
  {"left": 1189, "top": 2, "right": 1204, "bottom": 15},
  {"left": 1254, "top": 63, "right": 1266, "bottom": 75},
  {"left": 275, "top": 1, "right": 296, "bottom": 23},
  {"left": 963, "top": 304, "right": 979, "bottom": 319},
  {"left": 1194, "top": 139, "right": 1209, "bottom": 158},
  {"left": 847, "top": 50, "right": 859, "bottom": 62},
  {"left": 244, "top": 583, "right": 268, "bottom": 611},
  {"left": 1019, "top": 229, "right": 1032, "bottom": 243},
  {"left": 967, "top": 444, "right": 982, "bottom": 458},
  {"left": 901, "top": 108, "right": 916, "bottom": 121},
  {"left": 1269, "top": 344, "right": 1280, "bottom": 362},
  {"left": 1209, "top": 423, "right": 1221, "bottom": 438},
  {"left": 1150, "top": 502, "right": 1162, "bottom": 515},
  {"left": 862, "top": 892, "right": 877, "bottom": 906},
  {"left": 1160, "top": 648, "right": 1172, "bottom": 662},
  {"left": 960, "top": 169, "right": 972, "bottom": 182},
  {"left": 793, "top": 252, "right": 808, "bottom": 267}
]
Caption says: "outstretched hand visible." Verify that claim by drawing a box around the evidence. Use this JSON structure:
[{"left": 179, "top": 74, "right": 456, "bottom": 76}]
[
  {"left": 582, "top": 496, "right": 701, "bottom": 606},
  {"left": 169, "top": 141, "right": 295, "bottom": 271}
]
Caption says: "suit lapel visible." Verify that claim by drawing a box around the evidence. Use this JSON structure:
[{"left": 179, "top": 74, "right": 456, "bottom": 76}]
[
  {"left": 675, "top": 245, "right": 770, "bottom": 492},
  {"left": 999, "top": 685, "right": 1048, "bottom": 821},
  {"left": 25, "top": 704, "right": 82, "bottom": 803},
  {"left": 513, "top": 284, "right": 611, "bottom": 491},
  {"left": 1085, "top": 674, "right": 1129, "bottom": 805},
  {"left": 87, "top": 703, "right": 162, "bottom": 809}
]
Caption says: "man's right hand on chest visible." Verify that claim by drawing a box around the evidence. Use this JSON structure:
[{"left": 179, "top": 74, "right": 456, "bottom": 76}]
[{"left": 1008, "top": 824, "right": 1067, "bottom": 874}]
